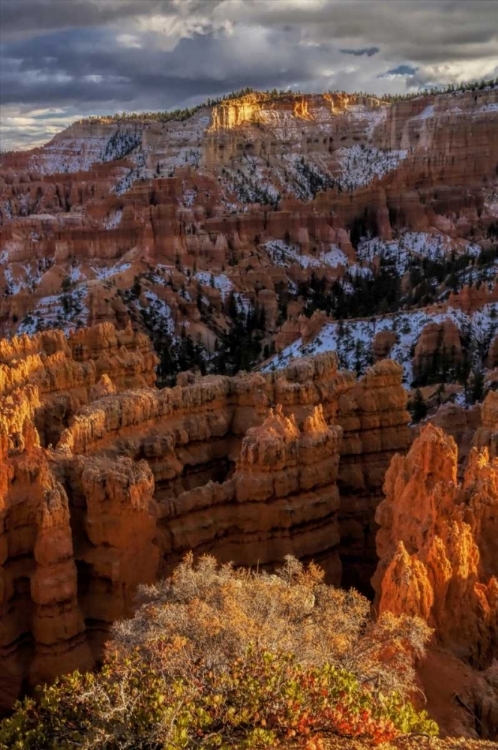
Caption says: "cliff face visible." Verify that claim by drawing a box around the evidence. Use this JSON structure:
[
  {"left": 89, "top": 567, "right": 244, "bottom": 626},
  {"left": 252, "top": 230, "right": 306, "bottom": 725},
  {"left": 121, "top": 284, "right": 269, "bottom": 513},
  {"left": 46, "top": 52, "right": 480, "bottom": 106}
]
[
  {"left": 0, "top": 326, "right": 410, "bottom": 709},
  {"left": 0, "top": 322, "right": 158, "bottom": 447},
  {"left": 0, "top": 323, "right": 159, "bottom": 709},
  {"left": 161, "top": 404, "right": 344, "bottom": 582},
  {"left": 54, "top": 354, "right": 409, "bottom": 592},
  {"left": 373, "top": 421, "right": 498, "bottom": 738},
  {"left": 0, "top": 88, "right": 497, "bottom": 405},
  {"left": 374, "top": 423, "right": 498, "bottom": 666}
]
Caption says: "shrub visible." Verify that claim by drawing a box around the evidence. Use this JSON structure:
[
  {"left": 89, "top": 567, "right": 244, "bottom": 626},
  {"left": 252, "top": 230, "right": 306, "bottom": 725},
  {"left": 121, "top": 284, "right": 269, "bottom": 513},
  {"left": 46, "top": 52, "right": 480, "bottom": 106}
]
[{"left": 0, "top": 556, "right": 438, "bottom": 749}]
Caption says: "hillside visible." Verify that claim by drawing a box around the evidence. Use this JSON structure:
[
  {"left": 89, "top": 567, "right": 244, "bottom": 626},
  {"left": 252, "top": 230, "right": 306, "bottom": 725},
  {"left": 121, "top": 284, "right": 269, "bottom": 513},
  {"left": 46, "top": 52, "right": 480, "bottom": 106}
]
[
  {"left": 1, "top": 86, "right": 498, "bottom": 744},
  {"left": 0, "top": 87, "right": 497, "bottom": 416}
]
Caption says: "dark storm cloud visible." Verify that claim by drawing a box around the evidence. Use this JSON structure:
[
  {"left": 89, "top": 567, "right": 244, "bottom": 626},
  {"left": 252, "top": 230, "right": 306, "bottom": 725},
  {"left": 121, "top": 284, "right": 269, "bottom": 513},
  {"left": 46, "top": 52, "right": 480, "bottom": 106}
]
[
  {"left": 0, "top": 0, "right": 198, "bottom": 37},
  {"left": 1, "top": 0, "right": 497, "bottom": 150},
  {"left": 340, "top": 47, "right": 379, "bottom": 57},
  {"left": 381, "top": 65, "right": 419, "bottom": 77},
  {"left": 1, "top": 23, "right": 321, "bottom": 109}
]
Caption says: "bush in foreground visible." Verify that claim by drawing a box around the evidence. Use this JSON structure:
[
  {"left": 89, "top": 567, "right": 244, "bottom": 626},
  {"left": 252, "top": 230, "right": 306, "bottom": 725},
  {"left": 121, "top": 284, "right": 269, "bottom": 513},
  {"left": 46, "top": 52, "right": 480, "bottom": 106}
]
[{"left": 0, "top": 556, "right": 438, "bottom": 749}]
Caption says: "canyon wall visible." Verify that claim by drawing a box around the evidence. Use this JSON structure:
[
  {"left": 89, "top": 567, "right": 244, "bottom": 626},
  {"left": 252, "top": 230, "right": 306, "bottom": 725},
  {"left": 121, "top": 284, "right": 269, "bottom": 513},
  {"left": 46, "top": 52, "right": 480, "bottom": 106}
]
[
  {"left": 0, "top": 88, "right": 496, "bottom": 382},
  {"left": 0, "top": 324, "right": 410, "bottom": 710},
  {"left": 373, "top": 421, "right": 498, "bottom": 738}
]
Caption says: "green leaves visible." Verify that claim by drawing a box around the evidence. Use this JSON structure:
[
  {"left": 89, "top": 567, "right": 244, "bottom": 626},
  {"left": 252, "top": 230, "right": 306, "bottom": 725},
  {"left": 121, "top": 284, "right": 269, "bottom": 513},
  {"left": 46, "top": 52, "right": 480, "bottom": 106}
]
[{"left": 0, "top": 556, "right": 438, "bottom": 749}]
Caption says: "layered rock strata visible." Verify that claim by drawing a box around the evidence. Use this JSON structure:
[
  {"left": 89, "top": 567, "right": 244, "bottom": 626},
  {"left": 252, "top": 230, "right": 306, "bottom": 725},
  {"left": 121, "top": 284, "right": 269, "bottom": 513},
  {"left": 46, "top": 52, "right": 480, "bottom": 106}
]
[
  {"left": 0, "top": 322, "right": 158, "bottom": 447},
  {"left": 0, "top": 89, "right": 497, "bottom": 399},
  {"left": 373, "top": 422, "right": 498, "bottom": 738},
  {"left": 0, "top": 330, "right": 410, "bottom": 709}
]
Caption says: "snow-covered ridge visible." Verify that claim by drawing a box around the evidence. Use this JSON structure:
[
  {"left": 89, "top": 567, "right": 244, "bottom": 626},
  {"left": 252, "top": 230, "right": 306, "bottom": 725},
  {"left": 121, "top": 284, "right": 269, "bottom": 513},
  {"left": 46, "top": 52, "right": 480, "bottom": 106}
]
[
  {"left": 264, "top": 304, "right": 498, "bottom": 386},
  {"left": 357, "top": 233, "right": 481, "bottom": 275}
]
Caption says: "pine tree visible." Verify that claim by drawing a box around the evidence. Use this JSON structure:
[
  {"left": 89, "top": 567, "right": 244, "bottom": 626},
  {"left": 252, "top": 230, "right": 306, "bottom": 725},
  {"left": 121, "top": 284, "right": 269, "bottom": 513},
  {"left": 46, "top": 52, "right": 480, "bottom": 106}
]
[{"left": 409, "top": 389, "right": 427, "bottom": 422}]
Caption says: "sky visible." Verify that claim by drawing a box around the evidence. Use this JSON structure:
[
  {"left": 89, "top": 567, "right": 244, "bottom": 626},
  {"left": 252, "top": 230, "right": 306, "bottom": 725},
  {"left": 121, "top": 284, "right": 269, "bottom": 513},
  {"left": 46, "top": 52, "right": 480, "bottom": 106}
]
[{"left": 1, "top": 0, "right": 497, "bottom": 151}]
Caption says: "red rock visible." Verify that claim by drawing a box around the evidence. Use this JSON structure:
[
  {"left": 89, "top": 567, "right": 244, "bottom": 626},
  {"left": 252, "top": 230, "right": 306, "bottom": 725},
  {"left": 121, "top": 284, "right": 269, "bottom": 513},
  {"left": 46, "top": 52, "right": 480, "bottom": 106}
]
[{"left": 374, "top": 423, "right": 498, "bottom": 667}]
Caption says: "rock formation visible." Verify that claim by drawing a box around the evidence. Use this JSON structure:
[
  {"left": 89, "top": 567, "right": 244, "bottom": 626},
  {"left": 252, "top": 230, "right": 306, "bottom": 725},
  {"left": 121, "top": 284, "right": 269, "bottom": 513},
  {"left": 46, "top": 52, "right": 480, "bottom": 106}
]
[
  {"left": 473, "top": 390, "right": 498, "bottom": 458},
  {"left": 374, "top": 423, "right": 498, "bottom": 666},
  {"left": 0, "top": 87, "right": 497, "bottom": 400},
  {"left": 0, "top": 323, "right": 410, "bottom": 710},
  {"left": 1, "top": 84, "right": 497, "bottom": 728},
  {"left": 373, "top": 420, "right": 498, "bottom": 738}
]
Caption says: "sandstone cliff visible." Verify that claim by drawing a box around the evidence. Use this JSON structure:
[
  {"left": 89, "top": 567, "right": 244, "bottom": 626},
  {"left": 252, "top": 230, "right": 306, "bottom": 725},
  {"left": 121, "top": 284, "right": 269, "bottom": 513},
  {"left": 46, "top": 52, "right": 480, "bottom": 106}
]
[
  {"left": 374, "top": 423, "right": 498, "bottom": 665},
  {"left": 0, "top": 330, "right": 410, "bottom": 710},
  {"left": 373, "top": 422, "right": 498, "bottom": 737}
]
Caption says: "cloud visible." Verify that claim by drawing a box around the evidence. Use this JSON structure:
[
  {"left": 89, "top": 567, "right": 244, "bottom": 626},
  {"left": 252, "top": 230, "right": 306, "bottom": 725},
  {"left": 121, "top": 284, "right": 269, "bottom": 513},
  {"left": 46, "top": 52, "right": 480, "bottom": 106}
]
[
  {"left": 340, "top": 47, "right": 379, "bottom": 57},
  {"left": 1, "top": 0, "right": 497, "bottom": 150},
  {"left": 380, "top": 64, "right": 419, "bottom": 77}
]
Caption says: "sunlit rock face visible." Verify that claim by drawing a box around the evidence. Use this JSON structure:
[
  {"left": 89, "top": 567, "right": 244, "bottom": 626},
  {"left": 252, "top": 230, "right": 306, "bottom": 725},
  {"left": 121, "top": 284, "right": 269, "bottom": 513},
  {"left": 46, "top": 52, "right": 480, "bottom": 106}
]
[
  {"left": 0, "top": 321, "right": 410, "bottom": 710},
  {"left": 0, "top": 85, "right": 497, "bottom": 724},
  {"left": 0, "top": 88, "right": 497, "bottom": 400},
  {"left": 374, "top": 423, "right": 498, "bottom": 667},
  {"left": 373, "top": 421, "right": 498, "bottom": 739}
]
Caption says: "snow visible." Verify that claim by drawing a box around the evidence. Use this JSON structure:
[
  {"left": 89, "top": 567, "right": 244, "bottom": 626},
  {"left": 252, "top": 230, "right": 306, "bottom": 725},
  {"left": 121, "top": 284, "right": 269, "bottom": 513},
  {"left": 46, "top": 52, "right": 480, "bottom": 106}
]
[
  {"left": 100, "top": 130, "right": 141, "bottom": 162},
  {"left": 195, "top": 271, "right": 233, "bottom": 299},
  {"left": 475, "top": 103, "right": 498, "bottom": 113},
  {"left": 234, "top": 292, "right": 252, "bottom": 316},
  {"left": 336, "top": 145, "right": 408, "bottom": 190},
  {"left": 113, "top": 149, "right": 148, "bottom": 195},
  {"left": 139, "top": 291, "right": 175, "bottom": 335},
  {"left": 2, "top": 259, "right": 53, "bottom": 295},
  {"left": 320, "top": 247, "right": 350, "bottom": 268},
  {"left": 362, "top": 107, "right": 388, "bottom": 138},
  {"left": 263, "top": 240, "right": 348, "bottom": 270},
  {"left": 17, "top": 287, "right": 89, "bottom": 335},
  {"left": 90, "top": 262, "right": 131, "bottom": 280},
  {"left": 357, "top": 232, "right": 482, "bottom": 275},
  {"left": 32, "top": 136, "right": 110, "bottom": 175},
  {"left": 69, "top": 266, "right": 84, "bottom": 283},
  {"left": 349, "top": 264, "right": 373, "bottom": 279},
  {"left": 414, "top": 105, "right": 435, "bottom": 120},
  {"left": 28, "top": 125, "right": 143, "bottom": 176},
  {"left": 263, "top": 304, "right": 498, "bottom": 386},
  {"left": 4, "top": 268, "right": 23, "bottom": 295},
  {"left": 264, "top": 231, "right": 475, "bottom": 282},
  {"left": 103, "top": 210, "right": 123, "bottom": 229},
  {"left": 221, "top": 158, "right": 281, "bottom": 206},
  {"left": 159, "top": 148, "right": 201, "bottom": 175}
]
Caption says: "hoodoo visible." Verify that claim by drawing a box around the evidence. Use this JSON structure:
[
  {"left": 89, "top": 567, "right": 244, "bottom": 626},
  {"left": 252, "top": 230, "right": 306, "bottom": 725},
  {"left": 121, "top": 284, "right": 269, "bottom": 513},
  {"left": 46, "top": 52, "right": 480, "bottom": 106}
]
[{"left": 1, "top": 13, "right": 498, "bottom": 741}]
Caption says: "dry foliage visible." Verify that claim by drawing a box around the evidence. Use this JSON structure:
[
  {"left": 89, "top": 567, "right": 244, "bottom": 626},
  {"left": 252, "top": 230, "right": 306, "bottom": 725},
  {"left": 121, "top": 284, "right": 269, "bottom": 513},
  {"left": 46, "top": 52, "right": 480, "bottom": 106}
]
[
  {"left": 115, "top": 554, "right": 430, "bottom": 698},
  {"left": 0, "top": 555, "right": 437, "bottom": 750}
]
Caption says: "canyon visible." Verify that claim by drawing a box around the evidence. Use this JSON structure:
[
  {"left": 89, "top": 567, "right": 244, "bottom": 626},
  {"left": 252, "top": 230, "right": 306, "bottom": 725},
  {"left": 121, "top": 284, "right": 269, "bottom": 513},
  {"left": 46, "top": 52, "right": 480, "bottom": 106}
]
[
  {"left": 0, "top": 88, "right": 497, "bottom": 404},
  {"left": 0, "top": 85, "right": 497, "bottom": 740},
  {"left": 0, "top": 322, "right": 410, "bottom": 710}
]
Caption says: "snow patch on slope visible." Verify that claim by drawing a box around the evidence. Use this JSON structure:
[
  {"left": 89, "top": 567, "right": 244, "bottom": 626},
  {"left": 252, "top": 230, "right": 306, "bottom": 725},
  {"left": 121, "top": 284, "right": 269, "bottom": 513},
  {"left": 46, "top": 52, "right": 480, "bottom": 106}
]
[
  {"left": 264, "top": 304, "right": 498, "bottom": 386},
  {"left": 336, "top": 145, "right": 408, "bottom": 190},
  {"left": 263, "top": 240, "right": 348, "bottom": 269}
]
